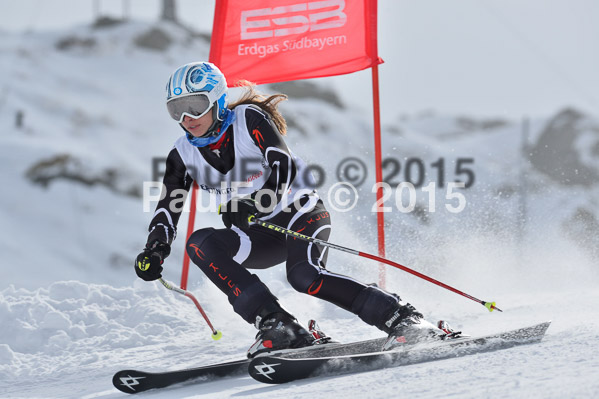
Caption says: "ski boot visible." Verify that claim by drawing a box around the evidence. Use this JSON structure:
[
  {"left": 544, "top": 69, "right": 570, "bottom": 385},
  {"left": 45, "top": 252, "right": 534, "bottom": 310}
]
[
  {"left": 382, "top": 302, "right": 442, "bottom": 351},
  {"left": 247, "top": 304, "right": 315, "bottom": 358}
]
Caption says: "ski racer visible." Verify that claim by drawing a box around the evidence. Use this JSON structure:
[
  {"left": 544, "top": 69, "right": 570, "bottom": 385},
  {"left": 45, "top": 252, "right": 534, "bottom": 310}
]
[{"left": 134, "top": 61, "right": 442, "bottom": 356}]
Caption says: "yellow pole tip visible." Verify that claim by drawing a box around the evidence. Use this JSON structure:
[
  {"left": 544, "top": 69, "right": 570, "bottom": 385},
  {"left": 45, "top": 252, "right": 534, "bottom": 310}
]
[
  {"left": 485, "top": 301, "right": 496, "bottom": 312},
  {"left": 212, "top": 330, "right": 223, "bottom": 340}
]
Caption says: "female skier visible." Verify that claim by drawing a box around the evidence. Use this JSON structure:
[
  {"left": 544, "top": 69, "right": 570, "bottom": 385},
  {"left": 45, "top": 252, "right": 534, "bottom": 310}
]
[{"left": 135, "top": 62, "right": 440, "bottom": 357}]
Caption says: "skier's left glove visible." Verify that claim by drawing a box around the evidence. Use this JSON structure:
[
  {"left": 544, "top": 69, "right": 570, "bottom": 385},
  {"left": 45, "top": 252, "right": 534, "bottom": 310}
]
[
  {"left": 219, "top": 197, "right": 259, "bottom": 230},
  {"left": 134, "top": 240, "right": 171, "bottom": 281}
]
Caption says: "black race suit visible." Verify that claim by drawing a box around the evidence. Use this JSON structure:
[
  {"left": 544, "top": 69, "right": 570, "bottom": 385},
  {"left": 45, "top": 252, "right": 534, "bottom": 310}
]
[{"left": 146, "top": 106, "right": 401, "bottom": 330}]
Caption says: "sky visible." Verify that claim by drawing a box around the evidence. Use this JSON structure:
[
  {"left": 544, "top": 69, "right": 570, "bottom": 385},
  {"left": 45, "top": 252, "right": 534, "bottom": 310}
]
[{"left": 1, "top": 0, "right": 598, "bottom": 122}]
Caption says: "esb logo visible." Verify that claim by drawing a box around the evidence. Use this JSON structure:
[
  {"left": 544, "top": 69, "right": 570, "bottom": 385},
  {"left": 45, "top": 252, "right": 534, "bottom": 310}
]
[{"left": 240, "top": 0, "right": 347, "bottom": 40}]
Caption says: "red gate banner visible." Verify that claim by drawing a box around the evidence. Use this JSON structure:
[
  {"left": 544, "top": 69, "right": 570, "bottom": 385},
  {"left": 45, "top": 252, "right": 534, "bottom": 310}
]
[{"left": 209, "top": 0, "right": 382, "bottom": 85}]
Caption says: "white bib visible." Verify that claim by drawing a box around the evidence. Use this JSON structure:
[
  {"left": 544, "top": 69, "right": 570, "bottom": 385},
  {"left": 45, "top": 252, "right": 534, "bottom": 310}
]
[{"left": 174, "top": 105, "right": 317, "bottom": 218}]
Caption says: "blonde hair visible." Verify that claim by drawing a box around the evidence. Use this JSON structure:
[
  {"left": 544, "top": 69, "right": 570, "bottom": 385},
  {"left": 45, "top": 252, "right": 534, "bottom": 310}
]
[{"left": 228, "top": 80, "right": 288, "bottom": 135}]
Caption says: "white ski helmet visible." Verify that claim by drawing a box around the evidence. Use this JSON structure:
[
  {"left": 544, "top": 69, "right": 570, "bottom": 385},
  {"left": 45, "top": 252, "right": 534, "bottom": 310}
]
[{"left": 165, "top": 61, "right": 229, "bottom": 123}]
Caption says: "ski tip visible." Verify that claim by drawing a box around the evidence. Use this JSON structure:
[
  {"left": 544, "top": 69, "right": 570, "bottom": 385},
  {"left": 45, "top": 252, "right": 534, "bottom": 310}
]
[{"left": 212, "top": 330, "right": 223, "bottom": 340}]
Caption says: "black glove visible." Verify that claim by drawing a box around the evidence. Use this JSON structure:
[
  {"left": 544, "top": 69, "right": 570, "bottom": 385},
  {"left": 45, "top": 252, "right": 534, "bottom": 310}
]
[
  {"left": 220, "top": 197, "right": 258, "bottom": 230},
  {"left": 134, "top": 240, "right": 171, "bottom": 281}
]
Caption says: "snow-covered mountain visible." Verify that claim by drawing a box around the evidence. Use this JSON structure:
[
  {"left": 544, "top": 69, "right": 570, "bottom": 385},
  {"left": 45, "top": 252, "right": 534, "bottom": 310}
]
[{"left": 1, "top": 19, "right": 598, "bottom": 398}]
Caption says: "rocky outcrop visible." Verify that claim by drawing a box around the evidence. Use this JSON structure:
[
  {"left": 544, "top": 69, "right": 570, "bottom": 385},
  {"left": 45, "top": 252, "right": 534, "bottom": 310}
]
[
  {"left": 25, "top": 154, "right": 140, "bottom": 198},
  {"left": 529, "top": 108, "right": 599, "bottom": 187}
]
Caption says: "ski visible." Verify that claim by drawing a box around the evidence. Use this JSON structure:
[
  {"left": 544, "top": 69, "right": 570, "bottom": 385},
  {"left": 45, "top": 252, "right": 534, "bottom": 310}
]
[
  {"left": 111, "top": 337, "right": 385, "bottom": 393},
  {"left": 249, "top": 321, "right": 552, "bottom": 384},
  {"left": 112, "top": 358, "right": 250, "bottom": 394}
]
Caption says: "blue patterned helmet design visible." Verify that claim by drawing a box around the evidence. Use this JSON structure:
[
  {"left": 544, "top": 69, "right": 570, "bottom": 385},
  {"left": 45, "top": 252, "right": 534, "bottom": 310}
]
[{"left": 166, "top": 62, "right": 228, "bottom": 121}]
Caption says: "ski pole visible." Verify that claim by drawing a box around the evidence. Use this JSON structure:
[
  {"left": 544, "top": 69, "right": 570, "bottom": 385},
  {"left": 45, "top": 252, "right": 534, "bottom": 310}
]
[
  {"left": 159, "top": 278, "right": 223, "bottom": 340},
  {"left": 248, "top": 216, "right": 502, "bottom": 312}
]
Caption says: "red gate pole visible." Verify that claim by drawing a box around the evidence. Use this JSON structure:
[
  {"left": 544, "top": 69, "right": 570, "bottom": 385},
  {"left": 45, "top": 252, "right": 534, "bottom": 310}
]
[
  {"left": 180, "top": 182, "right": 199, "bottom": 290},
  {"left": 371, "top": 64, "right": 386, "bottom": 289}
]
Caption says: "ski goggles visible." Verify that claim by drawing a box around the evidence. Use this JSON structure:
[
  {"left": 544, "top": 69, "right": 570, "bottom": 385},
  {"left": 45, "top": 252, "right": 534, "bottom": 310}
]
[{"left": 166, "top": 93, "right": 214, "bottom": 123}]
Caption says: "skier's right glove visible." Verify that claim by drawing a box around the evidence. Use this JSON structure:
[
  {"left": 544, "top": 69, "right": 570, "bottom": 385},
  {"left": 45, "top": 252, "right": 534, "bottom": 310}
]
[{"left": 134, "top": 240, "right": 171, "bottom": 281}]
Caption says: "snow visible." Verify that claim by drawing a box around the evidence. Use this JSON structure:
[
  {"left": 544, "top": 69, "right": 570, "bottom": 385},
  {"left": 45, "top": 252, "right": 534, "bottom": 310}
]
[{"left": 1, "top": 20, "right": 599, "bottom": 398}]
